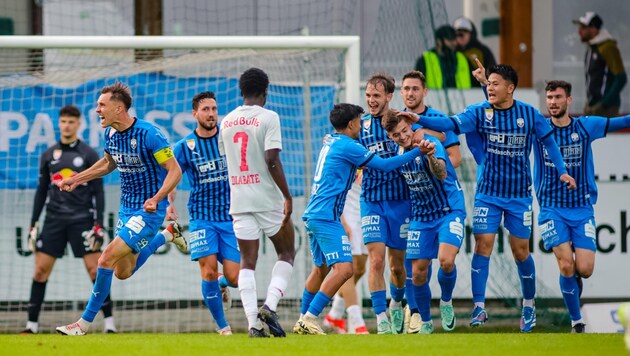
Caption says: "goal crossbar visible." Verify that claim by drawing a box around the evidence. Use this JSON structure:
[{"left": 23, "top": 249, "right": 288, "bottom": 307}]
[{"left": 0, "top": 35, "right": 361, "bottom": 104}]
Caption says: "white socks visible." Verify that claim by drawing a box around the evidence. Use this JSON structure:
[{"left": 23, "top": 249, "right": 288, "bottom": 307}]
[
  {"left": 26, "top": 321, "right": 38, "bottom": 333},
  {"left": 523, "top": 299, "right": 534, "bottom": 308},
  {"left": 264, "top": 261, "right": 293, "bottom": 311},
  {"left": 328, "top": 294, "right": 346, "bottom": 319},
  {"left": 104, "top": 316, "right": 116, "bottom": 332},
  {"left": 239, "top": 268, "right": 262, "bottom": 329}
]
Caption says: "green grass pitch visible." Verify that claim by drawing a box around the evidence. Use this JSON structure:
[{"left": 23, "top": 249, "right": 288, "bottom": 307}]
[{"left": 3, "top": 333, "right": 626, "bottom": 356}]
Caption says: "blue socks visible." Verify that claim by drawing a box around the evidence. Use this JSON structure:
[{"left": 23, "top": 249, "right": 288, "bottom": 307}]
[
  {"left": 82, "top": 268, "right": 114, "bottom": 322},
  {"left": 516, "top": 254, "right": 536, "bottom": 300},
  {"left": 371, "top": 290, "right": 387, "bottom": 315},
  {"left": 218, "top": 275, "right": 237, "bottom": 289},
  {"left": 438, "top": 266, "right": 457, "bottom": 302},
  {"left": 301, "top": 290, "right": 317, "bottom": 315},
  {"left": 413, "top": 283, "right": 432, "bottom": 322},
  {"left": 560, "top": 275, "right": 581, "bottom": 321},
  {"left": 202, "top": 279, "right": 227, "bottom": 329},
  {"left": 471, "top": 254, "right": 490, "bottom": 303},
  {"left": 390, "top": 283, "right": 405, "bottom": 303},
  {"left": 132, "top": 232, "right": 166, "bottom": 275},
  {"left": 306, "top": 291, "right": 332, "bottom": 318}
]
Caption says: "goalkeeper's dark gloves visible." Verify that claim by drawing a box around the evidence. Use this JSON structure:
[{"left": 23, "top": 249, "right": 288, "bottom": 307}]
[{"left": 83, "top": 224, "right": 105, "bottom": 252}]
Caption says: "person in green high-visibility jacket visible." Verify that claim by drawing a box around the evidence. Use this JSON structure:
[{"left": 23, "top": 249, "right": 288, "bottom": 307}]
[{"left": 415, "top": 25, "right": 471, "bottom": 89}]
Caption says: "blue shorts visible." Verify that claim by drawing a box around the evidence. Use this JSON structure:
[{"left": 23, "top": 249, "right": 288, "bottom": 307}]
[
  {"left": 304, "top": 219, "right": 352, "bottom": 267},
  {"left": 539, "top": 206, "right": 597, "bottom": 252},
  {"left": 189, "top": 220, "right": 241, "bottom": 263},
  {"left": 406, "top": 212, "right": 466, "bottom": 260},
  {"left": 472, "top": 193, "right": 533, "bottom": 239},
  {"left": 361, "top": 200, "right": 410, "bottom": 250},
  {"left": 116, "top": 207, "right": 166, "bottom": 253}
]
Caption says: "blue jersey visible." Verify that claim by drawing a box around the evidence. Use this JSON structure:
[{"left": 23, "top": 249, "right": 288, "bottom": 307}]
[
  {"left": 104, "top": 118, "right": 172, "bottom": 211},
  {"left": 534, "top": 116, "right": 608, "bottom": 208},
  {"left": 399, "top": 136, "right": 466, "bottom": 222},
  {"left": 174, "top": 129, "right": 231, "bottom": 222},
  {"left": 452, "top": 100, "right": 554, "bottom": 198},
  {"left": 303, "top": 134, "right": 374, "bottom": 221},
  {"left": 358, "top": 114, "right": 409, "bottom": 201}
]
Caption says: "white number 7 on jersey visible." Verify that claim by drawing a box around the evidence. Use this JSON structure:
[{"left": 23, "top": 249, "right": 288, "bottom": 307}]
[{"left": 233, "top": 132, "right": 249, "bottom": 171}]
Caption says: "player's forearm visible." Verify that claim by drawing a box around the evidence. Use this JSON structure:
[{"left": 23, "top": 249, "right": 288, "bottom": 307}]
[
  {"left": 446, "top": 146, "right": 462, "bottom": 168},
  {"left": 268, "top": 159, "right": 292, "bottom": 200},
  {"left": 30, "top": 184, "right": 48, "bottom": 226},
  {"left": 418, "top": 115, "right": 457, "bottom": 132},
  {"left": 73, "top": 157, "right": 115, "bottom": 185},
  {"left": 365, "top": 148, "right": 420, "bottom": 173},
  {"left": 428, "top": 156, "right": 447, "bottom": 180},
  {"left": 168, "top": 190, "right": 176, "bottom": 205},
  {"left": 541, "top": 135, "right": 568, "bottom": 176},
  {"left": 152, "top": 164, "right": 182, "bottom": 204},
  {"left": 608, "top": 115, "right": 630, "bottom": 132}
]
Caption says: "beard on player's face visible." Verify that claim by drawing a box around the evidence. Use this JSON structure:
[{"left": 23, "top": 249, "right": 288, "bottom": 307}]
[{"left": 199, "top": 119, "right": 216, "bottom": 131}]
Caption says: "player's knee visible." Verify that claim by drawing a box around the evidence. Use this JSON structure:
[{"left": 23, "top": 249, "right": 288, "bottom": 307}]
[
  {"left": 439, "top": 257, "right": 455, "bottom": 272},
  {"left": 370, "top": 257, "right": 385, "bottom": 274},
  {"left": 32, "top": 267, "right": 50, "bottom": 282},
  {"left": 389, "top": 263, "right": 405, "bottom": 278},
  {"left": 558, "top": 259, "right": 575, "bottom": 277},
  {"left": 277, "top": 249, "right": 295, "bottom": 265},
  {"left": 114, "top": 269, "right": 132, "bottom": 280},
  {"left": 411, "top": 269, "right": 429, "bottom": 285},
  {"left": 202, "top": 270, "right": 219, "bottom": 281},
  {"left": 511, "top": 246, "right": 529, "bottom": 262},
  {"left": 353, "top": 263, "right": 366, "bottom": 278},
  {"left": 335, "top": 263, "right": 354, "bottom": 282},
  {"left": 577, "top": 264, "right": 594, "bottom": 279}
]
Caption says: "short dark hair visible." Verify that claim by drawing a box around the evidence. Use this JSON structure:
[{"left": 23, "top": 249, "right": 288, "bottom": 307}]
[
  {"left": 192, "top": 91, "right": 216, "bottom": 110},
  {"left": 59, "top": 105, "right": 81, "bottom": 119},
  {"left": 239, "top": 67, "right": 269, "bottom": 98},
  {"left": 545, "top": 80, "right": 572, "bottom": 96},
  {"left": 382, "top": 109, "right": 403, "bottom": 133},
  {"left": 435, "top": 25, "right": 456, "bottom": 40},
  {"left": 401, "top": 70, "right": 427, "bottom": 88},
  {"left": 329, "top": 103, "right": 364, "bottom": 130},
  {"left": 488, "top": 64, "right": 519, "bottom": 88},
  {"left": 101, "top": 81, "right": 132, "bottom": 110},
  {"left": 366, "top": 72, "right": 395, "bottom": 94}
]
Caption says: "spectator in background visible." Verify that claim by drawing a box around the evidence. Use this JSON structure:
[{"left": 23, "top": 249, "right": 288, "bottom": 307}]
[
  {"left": 574, "top": 11, "right": 627, "bottom": 117},
  {"left": 415, "top": 25, "right": 471, "bottom": 89},
  {"left": 453, "top": 16, "right": 497, "bottom": 88}
]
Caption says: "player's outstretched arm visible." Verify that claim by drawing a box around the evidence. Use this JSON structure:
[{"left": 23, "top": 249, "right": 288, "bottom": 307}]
[
  {"left": 608, "top": 115, "right": 630, "bottom": 132},
  {"left": 363, "top": 147, "right": 421, "bottom": 173},
  {"left": 166, "top": 190, "right": 178, "bottom": 221},
  {"left": 144, "top": 157, "right": 182, "bottom": 213},
  {"left": 265, "top": 148, "right": 293, "bottom": 226},
  {"left": 57, "top": 153, "right": 117, "bottom": 192}
]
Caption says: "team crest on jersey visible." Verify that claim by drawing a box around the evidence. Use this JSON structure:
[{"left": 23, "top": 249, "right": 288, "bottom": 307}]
[
  {"left": 415, "top": 156, "right": 421, "bottom": 164},
  {"left": 571, "top": 133, "right": 579, "bottom": 142},
  {"left": 130, "top": 138, "right": 137, "bottom": 150},
  {"left": 397, "top": 146, "right": 405, "bottom": 155},
  {"left": 516, "top": 118, "right": 525, "bottom": 128},
  {"left": 363, "top": 118, "right": 372, "bottom": 131},
  {"left": 53, "top": 149, "right": 62, "bottom": 160},
  {"left": 72, "top": 156, "right": 84, "bottom": 167},
  {"left": 186, "top": 139, "right": 196, "bottom": 150},
  {"left": 484, "top": 109, "right": 494, "bottom": 123}
]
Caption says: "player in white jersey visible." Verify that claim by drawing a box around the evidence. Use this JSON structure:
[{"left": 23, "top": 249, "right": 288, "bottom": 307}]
[
  {"left": 323, "top": 171, "right": 369, "bottom": 334},
  {"left": 218, "top": 68, "right": 295, "bottom": 338}
]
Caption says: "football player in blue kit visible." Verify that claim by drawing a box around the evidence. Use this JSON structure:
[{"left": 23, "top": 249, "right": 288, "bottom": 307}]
[
  {"left": 55, "top": 82, "right": 187, "bottom": 335},
  {"left": 535, "top": 80, "right": 630, "bottom": 333},
  {"left": 294, "top": 103, "right": 424, "bottom": 335},
  {"left": 403, "top": 64, "right": 576, "bottom": 332},
  {"left": 169, "top": 91, "right": 239, "bottom": 335},
  {"left": 384, "top": 110, "right": 465, "bottom": 334}
]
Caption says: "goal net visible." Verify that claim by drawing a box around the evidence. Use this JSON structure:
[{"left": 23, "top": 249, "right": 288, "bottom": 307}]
[{"left": 0, "top": 35, "right": 358, "bottom": 333}]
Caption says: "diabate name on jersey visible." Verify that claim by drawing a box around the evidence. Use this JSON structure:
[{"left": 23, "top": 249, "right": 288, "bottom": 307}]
[{"left": 230, "top": 173, "right": 261, "bottom": 185}]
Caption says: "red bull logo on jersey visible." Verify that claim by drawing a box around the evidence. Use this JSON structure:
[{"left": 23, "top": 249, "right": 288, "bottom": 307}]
[
  {"left": 221, "top": 116, "right": 260, "bottom": 128},
  {"left": 51, "top": 168, "right": 77, "bottom": 183}
]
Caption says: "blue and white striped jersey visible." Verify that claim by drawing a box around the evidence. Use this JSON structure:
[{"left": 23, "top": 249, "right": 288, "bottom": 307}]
[
  {"left": 104, "top": 118, "right": 173, "bottom": 211},
  {"left": 174, "top": 129, "right": 231, "bottom": 221}
]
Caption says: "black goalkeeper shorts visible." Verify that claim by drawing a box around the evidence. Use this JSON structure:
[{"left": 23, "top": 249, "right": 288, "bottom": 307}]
[{"left": 37, "top": 216, "right": 99, "bottom": 258}]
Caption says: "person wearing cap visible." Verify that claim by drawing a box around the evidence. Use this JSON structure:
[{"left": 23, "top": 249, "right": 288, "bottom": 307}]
[
  {"left": 453, "top": 16, "right": 497, "bottom": 88},
  {"left": 415, "top": 25, "right": 471, "bottom": 89},
  {"left": 574, "top": 11, "right": 627, "bottom": 117}
]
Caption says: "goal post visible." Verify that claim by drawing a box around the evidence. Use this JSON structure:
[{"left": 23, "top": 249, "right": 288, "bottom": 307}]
[{"left": 0, "top": 35, "right": 359, "bottom": 333}]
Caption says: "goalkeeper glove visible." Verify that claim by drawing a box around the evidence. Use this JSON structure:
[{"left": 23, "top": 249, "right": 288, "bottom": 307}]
[
  {"left": 28, "top": 223, "right": 39, "bottom": 253},
  {"left": 83, "top": 224, "right": 105, "bottom": 252}
]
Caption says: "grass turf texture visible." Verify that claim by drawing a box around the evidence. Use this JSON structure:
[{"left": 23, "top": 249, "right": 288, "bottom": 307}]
[{"left": 4, "top": 333, "right": 625, "bottom": 356}]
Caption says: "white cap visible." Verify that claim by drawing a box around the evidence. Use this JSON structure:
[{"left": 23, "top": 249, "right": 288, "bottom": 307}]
[
  {"left": 453, "top": 17, "right": 473, "bottom": 32},
  {"left": 572, "top": 11, "right": 603, "bottom": 29}
]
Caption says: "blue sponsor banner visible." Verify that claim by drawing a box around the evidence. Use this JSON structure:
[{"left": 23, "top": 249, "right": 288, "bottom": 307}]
[{"left": 0, "top": 74, "right": 336, "bottom": 195}]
